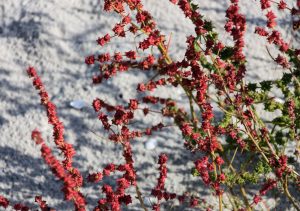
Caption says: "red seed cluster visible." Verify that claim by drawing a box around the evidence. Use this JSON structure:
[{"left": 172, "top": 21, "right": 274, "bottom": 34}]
[
  {"left": 27, "top": 67, "right": 86, "bottom": 211},
  {"left": 19, "top": 0, "right": 300, "bottom": 210},
  {"left": 255, "top": 0, "right": 293, "bottom": 68},
  {"left": 0, "top": 195, "right": 9, "bottom": 209},
  {"left": 151, "top": 154, "right": 177, "bottom": 210},
  {"left": 35, "top": 196, "right": 55, "bottom": 211}
]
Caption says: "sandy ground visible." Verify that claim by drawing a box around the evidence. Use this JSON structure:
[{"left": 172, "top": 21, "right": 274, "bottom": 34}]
[{"left": 0, "top": 0, "right": 299, "bottom": 210}]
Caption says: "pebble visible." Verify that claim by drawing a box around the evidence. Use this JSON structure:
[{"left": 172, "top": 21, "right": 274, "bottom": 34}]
[
  {"left": 145, "top": 138, "right": 158, "bottom": 150},
  {"left": 70, "top": 100, "right": 88, "bottom": 110}
]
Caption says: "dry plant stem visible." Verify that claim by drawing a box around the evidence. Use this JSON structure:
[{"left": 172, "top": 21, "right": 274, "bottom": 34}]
[
  {"left": 281, "top": 176, "right": 300, "bottom": 211},
  {"left": 210, "top": 152, "right": 224, "bottom": 211},
  {"left": 242, "top": 122, "right": 271, "bottom": 164},
  {"left": 240, "top": 187, "right": 252, "bottom": 211},
  {"left": 187, "top": 91, "right": 197, "bottom": 126},
  {"left": 247, "top": 107, "right": 281, "bottom": 158},
  {"left": 135, "top": 185, "right": 148, "bottom": 211},
  {"left": 227, "top": 189, "right": 239, "bottom": 211},
  {"left": 229, "top": 147, "right": 238, "bottom": 169}
]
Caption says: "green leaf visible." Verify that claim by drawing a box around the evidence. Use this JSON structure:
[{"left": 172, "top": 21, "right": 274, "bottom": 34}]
[
  {"left": 191, "top": 3, "right": 199, "bottom": 11},
  {"left": 219, "top": 107, "right": 234, "bottom": 128},
  {"left": 199, "top": 55, "right": 215, "bottom": 71},
  {"left": 224, "top": 172, "right": 236, "bottom": 187},
  {"left": 207, "top": 32, "right": 218, "bottom": 41},
  {"left": 275, "top": 131, "right": 287, "bottom": 145},
  {"left": 247, "top": 83, "right": 257, "bottom": 91},
  {"left": 242, "top": 172, "right": 259, "bottom": 184},
  {"left": 264, "top": 99, "right": 283, "bottom": 112},
  {"left": 248, "top": 91, "right": 269, "bottom": 103},
  {"left": 219, "top": 47, "right": 234, "bottom": 61},
  {"left": 272, "top": 116, "right": 291, "bottom": 127},
  {"left": 194, "top": 41, "right": 201, "bottom": 53},
  {"left": 191, "top": 168, "right": 200, "bottom": 177},
  {"left": 282, "top": 73, "right": 292, "bottom": 85},
  {"left": 203, "top": 20, "right": 213, "bottom": 32},
  {"left": 260, "top": 80, "right": 272, "bottom": 92},
  {"left": 255, "top": 161, "right": 272, "bottom": 174},
  {"left": 236, "top": 176, "right": 245, "bottom": 185}
]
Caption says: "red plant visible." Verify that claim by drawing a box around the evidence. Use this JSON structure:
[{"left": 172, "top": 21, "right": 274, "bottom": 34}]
[{"left": 1, "top": 0, "right": 300, "bottom": 210}]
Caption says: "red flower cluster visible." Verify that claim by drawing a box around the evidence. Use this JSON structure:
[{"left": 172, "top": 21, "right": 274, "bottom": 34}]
[
  {"left": 151, "top": 154, "right": 177, "bottom": 211},
  {"left": 0, "top": 195, "right": 9, "bottom": 209},
  {"left": 0, "top": 195, "right": 30, "bottom": 211},
  {"left": 194, "top": 156, "right": 224, "bottom": 196},
  {"left": 253, "top": 179, "right": 277, "bottom": 205},
  {"left": 97, "top": 34, "right": 111, "bottom": 46},
  {"left": 225, "top": 0, "right": 246, "bottom": 61},
  {"left": 278, "top": 1, "right": 287, "bottom": 10},
  {"left": 27, "top": 67, "right": 86, "bottom": 211},
  {"left": 90, "top": 141, "right": 137, "bottom": 210},
  {"left": 260, "top": 0, "right": 271, "bottom": 10},
  {"left": 255, "top": 0, "right": 293, "bottom": 69},
  {"left": 269, "top": 155, "right": 289, "bottom": 178},
  {"left": 266, "top": 11, "right": 277, "bottom": 28},
  {"left": 35, "top": 196, "right": 55, "bottom": 211},
  {"left": 20, "top": 0, "right": 300, "bottom": 210},
  {"left": 92, "top": 163, "right": 135, "bottom": 210}
]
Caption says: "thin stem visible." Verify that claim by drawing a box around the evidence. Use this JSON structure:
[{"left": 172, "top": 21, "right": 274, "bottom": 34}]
[
  {"left": 136, "top": 185, "right": 148, "bottom": 211},
  {"left": 240, "top": 187, "right": 251, "bottom": 211},
  {"left": 228, "top": 188, "right": 241, "bottom": 210},
  {"left": 211, "top": 152, "right": 223, "bottom": 211},
  {"left": 281, "top": 176, "right": 300, "bottom": 211},
  {"left": 229, "top": 147, "right": 238, "bottom": 169}
]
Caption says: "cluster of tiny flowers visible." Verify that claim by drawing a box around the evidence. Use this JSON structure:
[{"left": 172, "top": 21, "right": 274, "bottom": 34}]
[
  {"left": 35, "top": 196, "right": 55, "bottom": 211},
  {"left": 91, "top": 162, "right": 135, "bottom": 210},
  {"left": 27, "top": 67, "right": 86, "bottom": 211},
  {"left": 86, "top": 0, "right": 298, "bottom": 204},
  {"left": 0, "top": 193, "right": 55, "bottom": 210},
  {"left": 225, "top": 0, "right": 247, "bottom": 61},
  {"left": 151, "top": 154, "right": 176, "bottom": 211},
  {"left": 0, "top": 195, "right": 9, "bottom": 209},
  {"left": 12, "top": 0, "right": 300, "bottom": 210},
  {"left": 91, "top": 96, "right": 144, "bottom": 210},
  {"left": 252, "top": 179, "right": 277, "bottom": 205},
  {"left": 0, "top": 196, "right": 30, "bottom": 211},
  {"left": 255, "top": 0, "right": 298, "bottom": 69}
]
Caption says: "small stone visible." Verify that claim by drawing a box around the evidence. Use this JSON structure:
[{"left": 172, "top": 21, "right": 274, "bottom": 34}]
[
  {"left": 143, "top": 196, "right": 154, "bottom": 206},
  {"left": 70, "top": 100, "right": 88, "bottom": 110},
  {"left": 145, "top": 139, "right": 157, "bottom": 150},
  {"left": 274, "top": 97, "right": 284, "bottom": 104}
]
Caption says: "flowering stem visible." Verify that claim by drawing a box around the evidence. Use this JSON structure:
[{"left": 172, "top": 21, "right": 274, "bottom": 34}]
[
  {"left": 265, "top": 46, "right": 300, "bottom": 87},
  {"left": 248, "top": 105, "right": 300, "bottom": 176}
]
